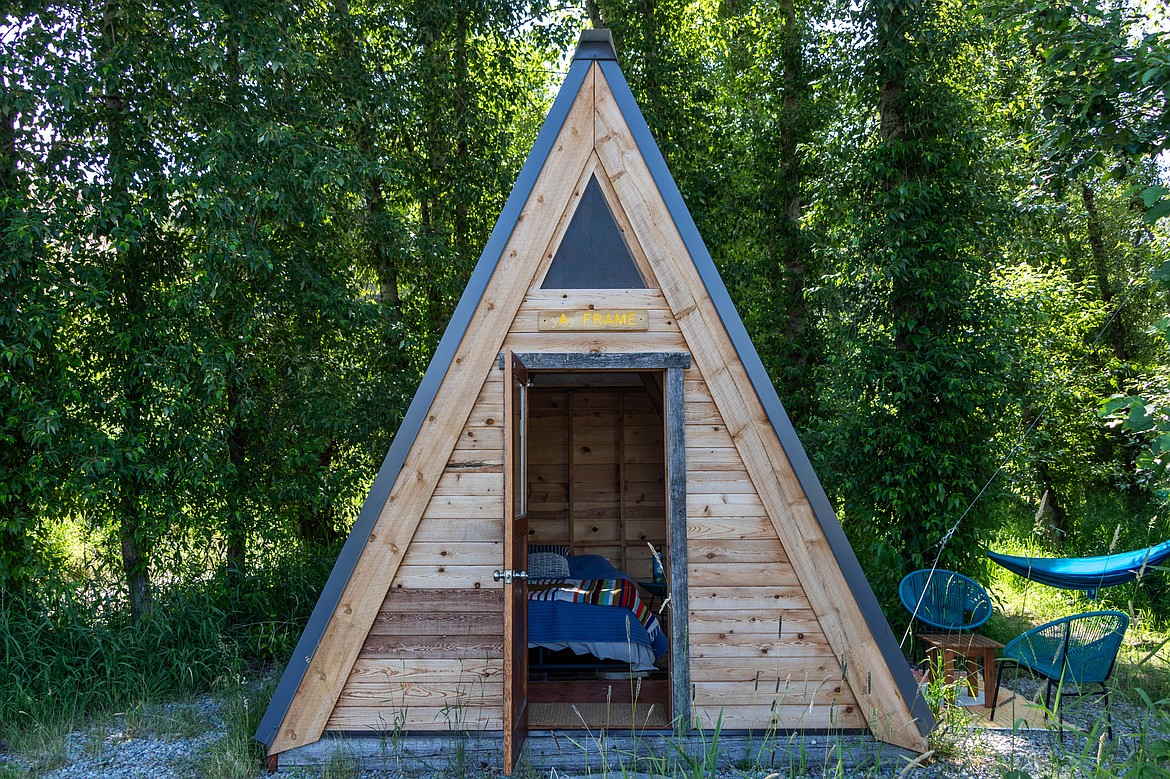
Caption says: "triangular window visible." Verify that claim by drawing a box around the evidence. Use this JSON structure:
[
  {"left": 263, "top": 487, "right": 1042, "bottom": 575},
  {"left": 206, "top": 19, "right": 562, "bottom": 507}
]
[{"left": 542, "top": 176, "right": 645, "bottom": 289}]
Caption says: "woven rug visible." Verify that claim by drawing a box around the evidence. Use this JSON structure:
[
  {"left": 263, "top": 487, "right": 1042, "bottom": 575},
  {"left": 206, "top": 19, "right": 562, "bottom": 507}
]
[{"left": 962, "top": 678, "right": 1052, "bottom": 730}]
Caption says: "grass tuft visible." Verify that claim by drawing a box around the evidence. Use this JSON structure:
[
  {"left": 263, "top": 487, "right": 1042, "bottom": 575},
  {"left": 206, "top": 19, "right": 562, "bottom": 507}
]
[{"left": 195, "top": 673, "right": 275, "bottom": 779}]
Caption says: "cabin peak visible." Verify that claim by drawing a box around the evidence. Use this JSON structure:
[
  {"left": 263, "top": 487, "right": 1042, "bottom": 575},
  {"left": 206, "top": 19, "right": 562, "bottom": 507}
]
[{"left": 573, "top": 29, "right": 617, "bottom": 61}]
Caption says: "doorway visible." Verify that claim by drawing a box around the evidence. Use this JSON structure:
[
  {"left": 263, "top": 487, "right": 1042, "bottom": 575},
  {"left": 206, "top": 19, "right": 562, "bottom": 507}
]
[
  {"left": 500, "top": 352, "right": 691, "bottom": 741},
  {"left": 526, "top": 371, "right": 670, "bottom": 728}
]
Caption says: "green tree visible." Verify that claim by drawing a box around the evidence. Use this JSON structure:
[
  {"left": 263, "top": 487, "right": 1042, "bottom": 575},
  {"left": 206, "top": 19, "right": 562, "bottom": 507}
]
[
  {"left": 713, "top": 0, "right": 829, "bottom": 427},
  {"left": 825, "top": 0, "right": 1010, "bottom": 580},
  {"left": 0, "top": 36, "right": 63, "bottom": 592}
]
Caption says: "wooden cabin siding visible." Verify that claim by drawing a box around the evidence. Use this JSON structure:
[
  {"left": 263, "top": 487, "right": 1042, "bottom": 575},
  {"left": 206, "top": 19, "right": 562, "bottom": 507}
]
[
  {"left": 327, "top": 388, "right": 513, "bottom": 733},
  {"left": 326, "top": 350, "right": 861, "bottom": 736},
  {"left": 328, "top": 589, "right": 505, "bottom": 731},
  {"left": 323, "top": 290, "right": 859, "bottom": 736},
  {"left": 503, "top": 288, "right": 684, "bottom": 356},
  {"left": 682, "top": 363, "right": 859, "bottom": 731}
]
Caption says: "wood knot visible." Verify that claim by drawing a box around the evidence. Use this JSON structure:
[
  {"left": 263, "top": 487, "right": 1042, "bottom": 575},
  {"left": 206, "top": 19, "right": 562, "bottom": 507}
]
[{"left": 485, "top": 418, "right": 495, "bottom": 425}]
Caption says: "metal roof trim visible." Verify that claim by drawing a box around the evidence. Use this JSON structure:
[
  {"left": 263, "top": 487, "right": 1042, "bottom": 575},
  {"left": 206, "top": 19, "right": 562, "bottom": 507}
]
[
  {"left": 598, "top": 58, "right": 934, "bottom": 737},
  {"left": 573, "top": 29, "right": 618, "bottom": 61}
]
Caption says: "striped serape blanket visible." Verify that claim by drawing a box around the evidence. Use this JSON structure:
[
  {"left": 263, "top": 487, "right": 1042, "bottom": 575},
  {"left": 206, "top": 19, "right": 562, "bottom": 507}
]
[{"left": 528, "top": 578, "right": 660, "bottom": 642}]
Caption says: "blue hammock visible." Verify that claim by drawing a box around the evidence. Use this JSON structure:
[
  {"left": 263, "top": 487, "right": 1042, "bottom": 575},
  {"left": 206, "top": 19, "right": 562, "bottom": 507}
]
[{"left": 987, "top": 538, "right": 1170, "bottom": 598}]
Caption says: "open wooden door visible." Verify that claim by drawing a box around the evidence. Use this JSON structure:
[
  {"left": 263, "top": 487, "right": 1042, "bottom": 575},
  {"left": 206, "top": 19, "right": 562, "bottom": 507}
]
[{"left": 500, "top": 351, "right": 529, "bottom": 775}]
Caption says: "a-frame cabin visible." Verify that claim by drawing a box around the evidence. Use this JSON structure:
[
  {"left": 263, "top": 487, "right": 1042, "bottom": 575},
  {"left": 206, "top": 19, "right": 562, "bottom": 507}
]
[{"left": 256, "top": 30, "right": 931, "bottom": 773}]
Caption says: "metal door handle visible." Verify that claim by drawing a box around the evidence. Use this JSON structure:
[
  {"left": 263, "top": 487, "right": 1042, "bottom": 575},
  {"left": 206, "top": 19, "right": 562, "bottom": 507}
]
[{"left": 493, "top": 569, "right": 529, "bottom": 584}]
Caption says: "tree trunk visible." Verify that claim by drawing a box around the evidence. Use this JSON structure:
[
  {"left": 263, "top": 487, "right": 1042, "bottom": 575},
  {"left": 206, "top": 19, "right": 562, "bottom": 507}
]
[
  {"left": 777, "top": 0, "right": 811, "bottom": 393},
  {"left": 585, "top": 0, "right": 605, "bottom": 28},
  {"left": 1081, "top": 181, "right": 1113, "bottom": 304},
  {"left": 225, "top": 379, "right": 247, "bottom": 582},
  {"left": 103, "top": 0, "right": 153, "bottom": 620},
  {"left": 331, "top": 0, "right": 401, "bottom": 315},
  {"left": 1033, "top": 486, "right": 1066, "bottom": 550},
  {"left": 1081, "top": 181, "right": 1127, "bottom": 359}
]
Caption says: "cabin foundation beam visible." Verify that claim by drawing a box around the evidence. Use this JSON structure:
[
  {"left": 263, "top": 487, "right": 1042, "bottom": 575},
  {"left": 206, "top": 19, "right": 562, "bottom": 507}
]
[{"left": 271, "top": 731, "right": 910, "bottom": 775}]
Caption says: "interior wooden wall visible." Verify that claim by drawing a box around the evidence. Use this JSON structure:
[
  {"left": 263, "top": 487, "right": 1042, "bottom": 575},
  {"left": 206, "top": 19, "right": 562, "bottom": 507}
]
[{"left": 528, "top": 386, "right": 668, "bottom": 580}]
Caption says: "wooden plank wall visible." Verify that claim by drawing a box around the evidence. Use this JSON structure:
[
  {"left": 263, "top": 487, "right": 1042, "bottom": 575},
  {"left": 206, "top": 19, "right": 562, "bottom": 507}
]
[
  {"left": 683, "top": 359, "right": 862, "bottom": 732},
  {"left": 326, "top": 292, "right": 859, "bottom": 734},
  {"left": 328, "top": 288, "right": 680, "bottom": 733},
  {"left": 528, "top": 386, "right": 668, "bottom": 580},
  {"left": 328, "top": 393, "right": 509, "bottom": 732}
]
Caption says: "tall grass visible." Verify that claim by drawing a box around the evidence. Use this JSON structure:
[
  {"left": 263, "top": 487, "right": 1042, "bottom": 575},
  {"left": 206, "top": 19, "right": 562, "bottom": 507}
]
[{"left": 0, "top": 547, "right": 334, "bottom": 754}]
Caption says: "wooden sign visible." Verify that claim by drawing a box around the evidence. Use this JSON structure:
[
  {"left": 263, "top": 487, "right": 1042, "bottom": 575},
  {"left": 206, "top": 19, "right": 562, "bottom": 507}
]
[{"left": 538, "top": 310, "right": 649, "bottom": 331}]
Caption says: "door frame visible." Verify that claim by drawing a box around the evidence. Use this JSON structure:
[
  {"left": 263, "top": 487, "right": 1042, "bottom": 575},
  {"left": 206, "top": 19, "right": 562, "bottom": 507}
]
[
  {"left": 499, "top": 351, "right": 692, "bottom": 728},
  {"left": 502, "top": 351, "right": 530, "bottom": 775}
]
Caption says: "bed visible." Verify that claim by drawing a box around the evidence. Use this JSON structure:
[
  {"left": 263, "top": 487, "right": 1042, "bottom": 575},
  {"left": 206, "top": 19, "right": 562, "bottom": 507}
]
[{"left": 526, "top": 552, "right": 669, "bottom": 672}]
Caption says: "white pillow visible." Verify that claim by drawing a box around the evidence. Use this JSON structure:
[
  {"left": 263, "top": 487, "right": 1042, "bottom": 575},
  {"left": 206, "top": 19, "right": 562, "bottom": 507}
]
[{"left": 528, "top": 552, "right": 570, "bottom": 579}]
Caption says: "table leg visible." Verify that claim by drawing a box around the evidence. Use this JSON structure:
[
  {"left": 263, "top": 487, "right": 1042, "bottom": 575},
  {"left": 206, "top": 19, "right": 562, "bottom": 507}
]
[
  {"left": 963, "top": 655, "right": 979, "bottom": 700},
  {"left": 981, "top": 649, "right": 996, "bottom": 708},
  {"left": 943, "top": 650, "right": 956, "bottom": 687}
]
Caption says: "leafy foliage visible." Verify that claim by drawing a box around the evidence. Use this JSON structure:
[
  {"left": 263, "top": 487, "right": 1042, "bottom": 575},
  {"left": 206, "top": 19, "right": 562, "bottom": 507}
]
[{"left": 0, "top": 0, "right": 1169, "bottom": 725}]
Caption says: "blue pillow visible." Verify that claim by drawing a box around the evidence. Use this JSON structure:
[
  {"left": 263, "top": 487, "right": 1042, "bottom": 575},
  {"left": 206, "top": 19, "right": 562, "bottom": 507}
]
[{"left": 567, "top": 554, "right": 631, "bottom": 580}]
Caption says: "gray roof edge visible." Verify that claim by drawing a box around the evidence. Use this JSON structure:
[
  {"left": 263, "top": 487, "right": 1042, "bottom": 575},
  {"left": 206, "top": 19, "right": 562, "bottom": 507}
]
[
  {"left": 255, "top": 57, "right": 595, "bottom": 749},
  {"left": 597, "top": 59, "right": 934, "bottom": 738},
  {"left": 574, "top": 29, "right": 617, "bottom": 61}
]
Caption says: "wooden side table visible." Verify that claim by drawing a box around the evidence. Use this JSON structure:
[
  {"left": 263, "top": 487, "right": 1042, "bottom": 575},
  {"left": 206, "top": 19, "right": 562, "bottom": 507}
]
[{"left": 918, "top": 632, "right": 1004, "bottom": 708}]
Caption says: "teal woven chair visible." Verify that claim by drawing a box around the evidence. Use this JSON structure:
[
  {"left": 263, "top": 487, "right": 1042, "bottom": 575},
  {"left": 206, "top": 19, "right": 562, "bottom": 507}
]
[
  {"left": 990, "top": 610, "right": 1129, "bottom": 737},
  {"left": 899, "top": 569, "right": 993, "bottom": 631}
]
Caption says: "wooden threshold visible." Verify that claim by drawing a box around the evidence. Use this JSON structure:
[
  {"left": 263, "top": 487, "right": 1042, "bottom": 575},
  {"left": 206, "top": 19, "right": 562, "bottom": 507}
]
[{"left": 529, "top": 678, "right": 670, "bottom": 708}]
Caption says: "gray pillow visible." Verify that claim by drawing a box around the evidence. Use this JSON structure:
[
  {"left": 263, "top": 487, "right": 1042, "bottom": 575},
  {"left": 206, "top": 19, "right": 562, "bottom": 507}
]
[{"left": 528, "top": 552, "right": 570, "bottom": 579}]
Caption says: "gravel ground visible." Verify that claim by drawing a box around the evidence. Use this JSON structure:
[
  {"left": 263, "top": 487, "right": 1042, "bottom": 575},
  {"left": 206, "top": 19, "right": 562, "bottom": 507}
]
[{"left": 1, "top": 678, "right": 1166, "bottom": 779}]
